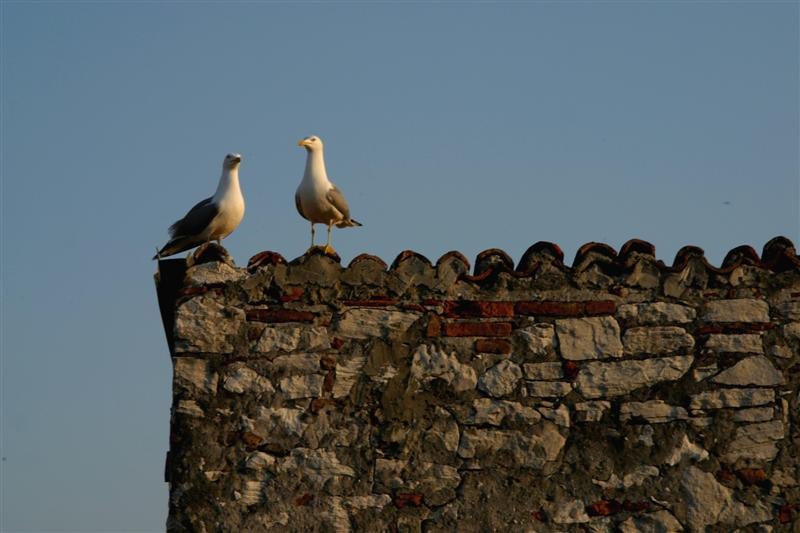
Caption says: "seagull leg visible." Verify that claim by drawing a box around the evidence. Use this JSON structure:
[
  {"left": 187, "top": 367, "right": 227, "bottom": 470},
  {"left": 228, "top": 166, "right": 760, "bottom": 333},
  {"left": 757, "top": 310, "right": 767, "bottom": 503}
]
[
  {"left": 323, "top": 223, "right": 336, "bottom": 255},
  {"left": 307, "top": 223, "right": 317, "bottom": 253}
]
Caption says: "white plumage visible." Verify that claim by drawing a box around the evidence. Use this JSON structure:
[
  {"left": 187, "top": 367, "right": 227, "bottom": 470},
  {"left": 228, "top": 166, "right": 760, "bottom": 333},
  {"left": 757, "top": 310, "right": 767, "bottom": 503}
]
[
  {"left": 153, "top": 153, "right": 245, "bottom": 259},
  {"left": 295, "top": 135, "right": 361, "bottom": 254}
]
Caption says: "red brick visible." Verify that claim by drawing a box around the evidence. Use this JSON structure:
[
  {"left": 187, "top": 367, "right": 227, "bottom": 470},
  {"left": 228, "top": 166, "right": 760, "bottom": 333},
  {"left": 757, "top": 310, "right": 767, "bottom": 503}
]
[
  {"left": 584, "top": 300, "right": 617, "bottom": 315},
  {"left": 736, "top": 468, "right": 768, "bottom": 486},
  {"left": 443, "top": 300, "right": 514, "bottom": 318},
  {"left": 399, "top": 303, "right": 426, "bottom": 312},
  {"left": 622, "top": 500, "right": 650, "bottom": 512},
  {"left": 422, "top": 299, "right": 444, "bottom": 306},
  {"left": 309, "top": 398, "right": 337, "bottom": 413},
  {"left": 320, "top": 355, "right": 337, "bottom": 370},
  {"left": 280, "top": 287, "right": 304, "bottom": 303},
  {"left": 294, "top": 494, "right": 314, "bottom": 506},
  {"left": 342, "top": 298, "right": 398, "bottom": 307},
  {"left": 586, "top": 499, "right": 621, "bottom": 517},
  {"left": 563, "top": 361, "right": 580, "bottom": 380},
  {"left": 442, "top": 321, "right": 512, "bottom": 337},
  {"left": 331, "top": 337, "right": 346, "bottom": 349},
  {"left": 393, "top": 493, "right": 423, "bottom": 509},
  {"left": 323, "top": 370, "right": 335, "bottom": 393},
  {"left": 474, "top": 338, "right": 512, "bottom": 354},
  {"left": 515, "top": 300, "right": 616, "bottom": 317},
  {"left": 246, "top": 308, "right": 315, "bottom": 323},
  {"left": 778, "top": 504, "right": 794, "bottom": 524},
  {"left": 242, "top": 431, "right": 263, "bottom": 449},
  {"left": 716, "top": 469, "right": 735, "bottom": 483},
  {"left": 427, "top": 315, "right": 442, "bottom": 337}
]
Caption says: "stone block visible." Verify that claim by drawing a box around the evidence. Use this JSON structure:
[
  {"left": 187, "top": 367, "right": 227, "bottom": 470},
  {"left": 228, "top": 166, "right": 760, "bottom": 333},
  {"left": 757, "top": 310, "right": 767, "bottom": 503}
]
[
  {"left": 689, "top": 388, "right": 774, "bottom": 410},
  {"left": 721, "top": 420, "right": 785, "bottom": 465},
  {"left": 222, "top": 364, "right": 274, "bottom": 394},
  {"left": 334, "top": 309, "right": 421, "bottom": 340},
  {"left": 711, "top": 355, "right": 783, "bottom": 386},
  {"left": 516, "top": 323, "right": 555, "bottom": 356},
  {"left": 464, "top": 398, "right": 541, "bottom": 426},
  {"left": 173, "top": 357, "right": 218, "bottom": 394},
  {"left": 574, "top": 401, "right": 610, "bottom": 422},
  {"left": 522, "top": 362, "right": 563, "bottom": 380},
  {"left": 457, "top": 423, "right": 566, "bottom": 468},
  {"left": 555, "top": 316, "right": 623, "bottom": 360},
  {"left": 622, "top": 326, "right": 694, "bottom": 355},
  {"left": 174, "top": 297, "right": 245, "bottom": 353},
  {"left": 279, "top": 374, "right": 325, "bottom": 399},
  {"left": 617, "top": 302, "right": 696, "bottom": 324},
  {"left": 705, "top": 334, "right": 763, "bottom": 353},
  {"left": 524, "top": 381, "right": 573, "bottom": 398},
  {"left": 576, "top": 355, "right": 693, "bottom": 399},
  {"left": 477, "top": 360, "right": 522, "bottom": 397},
  {"left": 702, "top": 299, "right": 769, "bottom": 323},
  {"left": 252, "top": 324, "right": 330, "bottom": 353},
  {"left": 620, "top": 400, "right": 688, "bottom": 423},
  {"left": 410, "top": 344, "right": 477, "bottom": 392}
]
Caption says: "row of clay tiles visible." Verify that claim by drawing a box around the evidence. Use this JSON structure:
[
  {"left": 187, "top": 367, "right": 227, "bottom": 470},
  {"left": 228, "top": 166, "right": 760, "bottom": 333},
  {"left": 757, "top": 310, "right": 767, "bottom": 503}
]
[{"left": 240, "top": 236, "right": 800, "bottom": 279}]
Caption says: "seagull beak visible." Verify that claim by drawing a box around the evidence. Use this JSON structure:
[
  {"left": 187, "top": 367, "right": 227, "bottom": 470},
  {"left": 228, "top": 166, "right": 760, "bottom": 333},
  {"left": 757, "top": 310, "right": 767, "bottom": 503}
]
[{"left": 297, "top": 139, "right": 311, "bottom": 148}]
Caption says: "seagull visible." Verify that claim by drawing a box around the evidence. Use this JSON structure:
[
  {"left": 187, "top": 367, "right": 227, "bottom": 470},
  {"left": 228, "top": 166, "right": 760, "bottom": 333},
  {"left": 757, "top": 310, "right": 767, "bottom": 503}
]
[
  {"left": 295, "top": 135, "right": 362, "bottom": 255},
  {"left": 153, "top": 153, "right": 245, "bottom": 259}
]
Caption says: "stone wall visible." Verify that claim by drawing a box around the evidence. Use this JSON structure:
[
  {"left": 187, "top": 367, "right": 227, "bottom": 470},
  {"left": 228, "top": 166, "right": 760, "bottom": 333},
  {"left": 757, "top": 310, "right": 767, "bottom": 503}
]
[{"left": 156, "top": 238, "right": 800, "bottom": 532}]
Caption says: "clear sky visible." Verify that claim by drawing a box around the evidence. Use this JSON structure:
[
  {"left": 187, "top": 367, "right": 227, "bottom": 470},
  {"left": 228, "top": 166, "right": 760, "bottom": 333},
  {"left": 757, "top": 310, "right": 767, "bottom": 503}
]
[{"left": 2, "top": 1, "right": 797, "bottom": 531}]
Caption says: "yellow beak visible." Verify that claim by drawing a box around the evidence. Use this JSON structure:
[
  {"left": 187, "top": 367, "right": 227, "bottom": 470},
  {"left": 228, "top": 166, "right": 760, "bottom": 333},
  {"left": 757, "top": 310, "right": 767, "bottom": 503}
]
[{"left": 297, "top": 139, "right": 310, "bottom": 147}]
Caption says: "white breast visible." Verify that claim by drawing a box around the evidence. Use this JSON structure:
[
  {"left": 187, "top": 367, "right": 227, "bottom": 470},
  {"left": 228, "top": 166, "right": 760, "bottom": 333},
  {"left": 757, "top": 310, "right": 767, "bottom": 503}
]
[{"left": 210, "top": 194, "right": 245, "bottom": 239}]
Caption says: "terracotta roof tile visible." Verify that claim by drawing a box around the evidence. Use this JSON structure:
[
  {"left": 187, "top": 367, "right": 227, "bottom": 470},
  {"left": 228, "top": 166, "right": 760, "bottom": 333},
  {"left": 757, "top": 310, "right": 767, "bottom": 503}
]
[{"left": 229, "top": 236, "right": 799, "bottom": 279}]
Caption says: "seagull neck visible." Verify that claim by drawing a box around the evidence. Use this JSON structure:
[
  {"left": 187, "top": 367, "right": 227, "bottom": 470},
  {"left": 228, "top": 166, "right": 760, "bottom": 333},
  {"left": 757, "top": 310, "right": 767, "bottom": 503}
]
[
  {"left": 304, "top": 150, "right": 329, "bottom": 185},
  {"left": 213, "top": 167, "right": 241, "bottom": 202}
]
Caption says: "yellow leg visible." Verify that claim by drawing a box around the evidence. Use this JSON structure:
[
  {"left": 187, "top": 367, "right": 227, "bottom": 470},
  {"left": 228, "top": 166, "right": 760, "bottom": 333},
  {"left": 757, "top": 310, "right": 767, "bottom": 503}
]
[{"left": 323, "top": 224, "right": 335, "bottom": 255}]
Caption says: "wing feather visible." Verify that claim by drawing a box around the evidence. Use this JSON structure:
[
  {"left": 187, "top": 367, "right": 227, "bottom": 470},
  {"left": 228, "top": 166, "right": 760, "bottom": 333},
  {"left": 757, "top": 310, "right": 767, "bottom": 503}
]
[
  {"left": 168, "top": 197, "right": 218, "bottom": 237},
  {"left": 325, "top": 185, "right": 351, "bottom": 220},
  {"left": 294, "top": 192, "right": 307, "bottom": 220}
]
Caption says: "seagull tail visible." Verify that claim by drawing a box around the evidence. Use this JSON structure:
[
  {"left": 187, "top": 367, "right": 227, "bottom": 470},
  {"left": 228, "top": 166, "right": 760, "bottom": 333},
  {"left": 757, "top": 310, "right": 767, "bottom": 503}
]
[
  {"left": 152, "top": 236, "right": 199, "bottom": 260},
  {"left": 337, "top": 218, "right": 363, "bottom": 228}
]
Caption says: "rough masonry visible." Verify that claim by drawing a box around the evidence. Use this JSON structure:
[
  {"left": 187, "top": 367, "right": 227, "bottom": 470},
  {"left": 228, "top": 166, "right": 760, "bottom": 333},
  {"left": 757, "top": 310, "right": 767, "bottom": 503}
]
[{"left": 155, "top": 237, "right": 800, "bottom": 532}]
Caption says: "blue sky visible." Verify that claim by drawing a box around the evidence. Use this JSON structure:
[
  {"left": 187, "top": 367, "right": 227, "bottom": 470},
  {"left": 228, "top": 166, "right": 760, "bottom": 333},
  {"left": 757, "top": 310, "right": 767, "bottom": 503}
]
[{"left": 2, "top": 2, "right": 797, "bottom": 530}]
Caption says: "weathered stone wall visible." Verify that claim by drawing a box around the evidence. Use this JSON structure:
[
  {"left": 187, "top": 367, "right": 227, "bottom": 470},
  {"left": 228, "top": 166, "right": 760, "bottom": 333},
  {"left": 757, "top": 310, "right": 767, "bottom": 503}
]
[{"left": 156, "top": 238, "right": 800, "bottom": 532}]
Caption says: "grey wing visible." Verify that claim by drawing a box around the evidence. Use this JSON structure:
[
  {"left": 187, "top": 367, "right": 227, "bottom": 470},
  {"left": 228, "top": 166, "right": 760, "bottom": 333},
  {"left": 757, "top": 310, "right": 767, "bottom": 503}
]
[
  {"left": 168, "top": 197, "right": 219, "bottom": 237},
  {"left": 294, "top": 192, "right": 307, "bottom": 219},
  {"left": 326, "top": 185, "right": 351, "bottom": 219}
]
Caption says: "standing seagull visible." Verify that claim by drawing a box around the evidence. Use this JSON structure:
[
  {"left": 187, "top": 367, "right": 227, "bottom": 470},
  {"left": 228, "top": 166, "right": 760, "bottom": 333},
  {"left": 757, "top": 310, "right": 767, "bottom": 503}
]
[
  {"left": 295, "top": 135, "right": 362, "bottom": 255},
  {"left": 153, "top": 153, "right": 245, "bottom": 259}
]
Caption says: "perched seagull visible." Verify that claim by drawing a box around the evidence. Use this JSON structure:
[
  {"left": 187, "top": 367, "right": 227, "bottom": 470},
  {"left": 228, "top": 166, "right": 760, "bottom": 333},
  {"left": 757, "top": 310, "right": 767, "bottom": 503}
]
[
  {"left": 295, "top": 135, "right": 362, "bottom": 255},
  {"left": 153, "top": 153, "right": 245, "bottom": 259}
]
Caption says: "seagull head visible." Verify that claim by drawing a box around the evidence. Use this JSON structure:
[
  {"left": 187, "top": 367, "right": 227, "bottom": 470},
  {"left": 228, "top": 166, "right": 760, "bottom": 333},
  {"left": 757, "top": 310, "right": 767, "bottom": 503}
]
[
  {"left": 297, "top": 135, "right": 323, "bottom": 152},
  {"left": 223, "top": 153, "right": 242, "bottom": 169}
]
